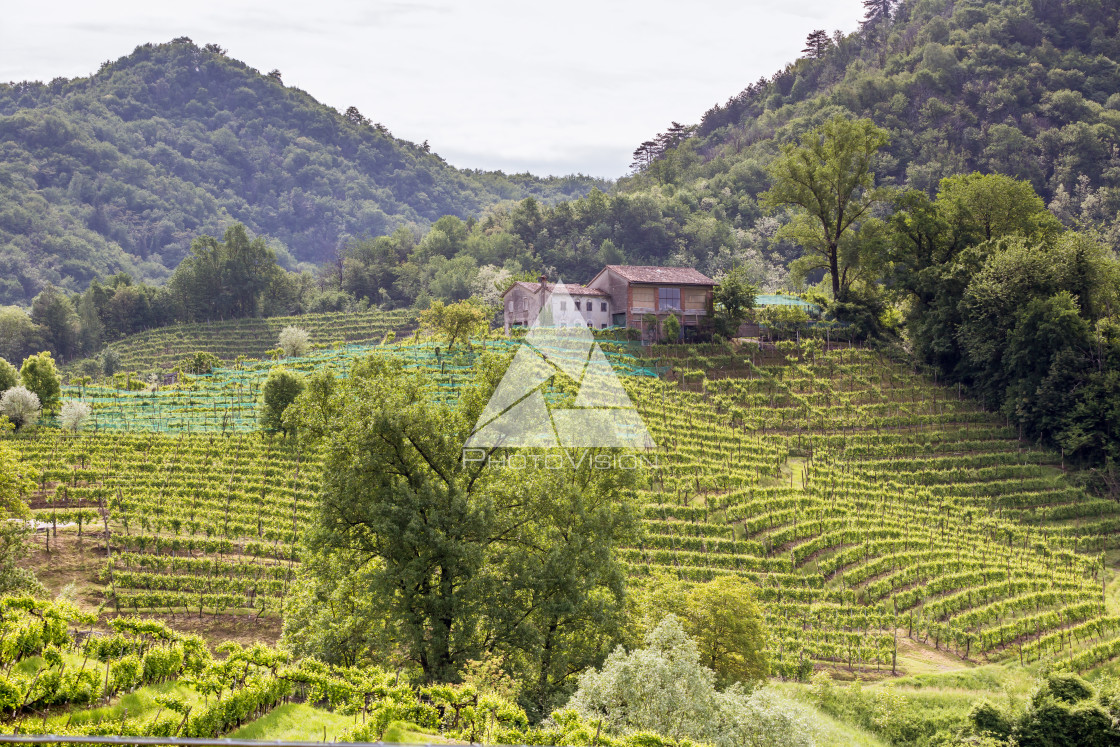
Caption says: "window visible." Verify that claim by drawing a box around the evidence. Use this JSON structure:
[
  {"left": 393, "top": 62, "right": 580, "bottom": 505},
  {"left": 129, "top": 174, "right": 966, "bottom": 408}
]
[
  {"left": 658, "top": 287, "right": 681, "bottom": 311},
  {"left": 574, "top": 300, "right": 581, "bottom": 311},
  {"left": 587, "top": 321, "right": 593, "bottom": 328},
  {"left": 560, "top": 301, "right": 567, "bottom": 311},
  {"left": 601, "top": 302, "right": 607, "bottom": 312},
  {"left": 601, "top": 323, "right": 607, "bottom": 329}
]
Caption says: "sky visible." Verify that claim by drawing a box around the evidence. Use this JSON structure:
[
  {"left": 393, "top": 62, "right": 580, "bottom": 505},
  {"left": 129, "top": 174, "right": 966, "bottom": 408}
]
[{"left": 1, "top": 0, "right": 866, "bottom": 179}]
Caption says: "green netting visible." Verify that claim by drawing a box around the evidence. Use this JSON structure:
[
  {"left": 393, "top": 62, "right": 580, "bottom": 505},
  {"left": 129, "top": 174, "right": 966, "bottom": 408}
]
[{"left": 56, "top": 338, "right": 660, "bottom": 433}]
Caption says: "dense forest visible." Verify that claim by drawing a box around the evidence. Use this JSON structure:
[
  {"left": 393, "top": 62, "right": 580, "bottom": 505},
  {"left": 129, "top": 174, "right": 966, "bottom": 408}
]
[{"left": 0, "top": 38, "right": 605, "bottom": 305}]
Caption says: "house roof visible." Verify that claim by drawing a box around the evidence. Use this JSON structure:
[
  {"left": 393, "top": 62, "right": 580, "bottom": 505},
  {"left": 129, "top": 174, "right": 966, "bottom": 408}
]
[
  {"left": 601, "top": 265, "right": 717, "bottom": 286},
  {"left": 502, "top": 281, "right": 610, "bottom": 298}
]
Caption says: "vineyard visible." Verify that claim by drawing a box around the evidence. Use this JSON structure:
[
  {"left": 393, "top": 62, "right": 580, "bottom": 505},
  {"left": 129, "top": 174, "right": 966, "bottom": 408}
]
[
  {"left": 0, "top": 596, "right": 586, "bottom": 744},
  {"left": 58, "top": 337, "right": 659, "bottom": 433},
  {"left": 77, "top": 309, "right": 419, "bottom": 372},
  {"left": 625, "top": 344, "right": 1120, "bottom": 678},
  {"left": 8, "top": 337, "right": 1120, "bottom": 741}
]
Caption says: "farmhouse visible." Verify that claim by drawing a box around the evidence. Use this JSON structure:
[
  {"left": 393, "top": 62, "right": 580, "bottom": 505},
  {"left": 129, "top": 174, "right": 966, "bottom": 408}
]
[{"left": 502, "top": 266, "right": 717, "bottom": 337}]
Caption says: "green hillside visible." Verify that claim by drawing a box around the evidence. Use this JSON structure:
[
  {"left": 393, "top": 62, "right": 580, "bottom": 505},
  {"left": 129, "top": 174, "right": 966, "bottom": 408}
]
[
  {"left": 614, "top": 0, "right": 1120, "bottom": 271},
  {"left": 9, "top": 337, "right": 1120, "bottom": 743},
  {"left": 0, "top": 38, "right": 605, "bottom": 304}
]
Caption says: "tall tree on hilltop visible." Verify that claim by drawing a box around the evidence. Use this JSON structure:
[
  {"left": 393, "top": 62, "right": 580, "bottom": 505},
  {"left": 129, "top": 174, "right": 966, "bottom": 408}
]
[
  {"left": 803, "top": 30, "right": 831, "bottom": 59},
  {"left": 861, "top": 0, "right": 897, "bottom": 28}
]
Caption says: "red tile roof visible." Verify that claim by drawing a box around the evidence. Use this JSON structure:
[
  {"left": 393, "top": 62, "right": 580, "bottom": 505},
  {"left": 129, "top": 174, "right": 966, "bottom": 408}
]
[
  {"left": 503, "top": 281, "right": 610, "bottom": 297},
  {"left": 604, "top": 265, "right": 716, "bottom": 285}
]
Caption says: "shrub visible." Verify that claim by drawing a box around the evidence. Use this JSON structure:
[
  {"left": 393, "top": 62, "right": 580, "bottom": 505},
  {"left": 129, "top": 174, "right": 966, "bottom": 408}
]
[
  {"left": 60, "top": 400, "right": 92, "bottom": 433},
  {"left": 20, "top": 352, "right": 61, "bottom": 411},
  {"left": 278, "top": 326, "right": 310, "bottom": 357},
  {"left": 0, "top": 387, "right": 41, "bottom": 429}
]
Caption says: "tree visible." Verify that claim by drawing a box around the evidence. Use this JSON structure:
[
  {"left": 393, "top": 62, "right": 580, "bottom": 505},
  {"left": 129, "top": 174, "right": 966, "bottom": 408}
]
[
  {"left": 682, "top": 576, "right": 770, "bottom": 688},
  {"left": 20, "top": 352, "right": 61, "bottom": 412},
  {"left": 567, "top": 616, "right": 811, "bottom": 747},
  {"left": 803, "top": 30, "right": 831, "bottom": 59},
  {"left": 0, "top": 307, "right": 40, "bottom": 364},
  {"left": 169, "top": 224, "right": 279, "bottom": 321},
  {"left": 258, "top": 368, "right": 306, "bottom": 434},
  {"left": 0, "top": 440, "right": 43, "bottom": 596},
  {"left": 278, "top": 326, "right": 310, "bottom": 358},
  {"left": 284, "top": 355, "right": 639, "bottom": 705},
  {"left": 60, "top": 400, "right": 92, "bottom": 433},
  {"left": 0, "top": 387, "right": 41, "bottom": 430},
  {"left": 419, "top": 298, "right": 491, "bottom": 350},
  {"left": 762, "top": 116, "right": 890, "bottom": 299},
  {"left": 30, "top": 285, "right": 80, "bottom": 359},
  {"left": 0, "top": 359, "right": 17, "bottom": 392},
  {"left": 713, "top": 267, "right": 757, "bottom": 337},
  {"left": 861, "top": 0, "right": 897, "bottom": 28}
]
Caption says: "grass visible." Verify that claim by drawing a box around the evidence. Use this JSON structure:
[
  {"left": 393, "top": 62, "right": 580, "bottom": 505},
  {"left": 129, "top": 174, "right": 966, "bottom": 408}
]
[
  {"left": 45, "top": 681, "right": 202, "bottom": 727},
  {"left": 227, "top": 704, "right": 362, "bottom": 741}
]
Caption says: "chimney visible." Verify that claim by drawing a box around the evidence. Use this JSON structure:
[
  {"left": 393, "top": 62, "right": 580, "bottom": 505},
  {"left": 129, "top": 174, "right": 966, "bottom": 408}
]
[{"left": 538, "top": 274, "right": 548, "bottom": 285}]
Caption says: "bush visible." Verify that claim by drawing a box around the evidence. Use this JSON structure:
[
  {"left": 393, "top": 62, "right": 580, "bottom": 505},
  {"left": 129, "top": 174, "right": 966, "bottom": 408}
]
[
  {"left": 278, "top": 326, "right": 310, "bottom": 357},
  {"left": 259, "top": 368, "right": 306, "bottom": 434},
  {"left": 567, "top": 616, "right": 812, "bottom": 747},
  {"left": 0, "top": 387, "right": 41, "bottom": 429},
  {"left": 60, "top": 400, "right": 92, "bottom": 433},
  {"left": 20, "top": 352, "right": 61, "bottom": 411}
]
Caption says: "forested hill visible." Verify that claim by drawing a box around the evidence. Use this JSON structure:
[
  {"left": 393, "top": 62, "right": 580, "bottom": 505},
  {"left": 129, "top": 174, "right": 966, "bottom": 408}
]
[
  {"left": 625, "top": 0, "right": 1120, "bottom": 252},
  {"left": 0, "top": 38, "right": 605, "bottom": 305}
]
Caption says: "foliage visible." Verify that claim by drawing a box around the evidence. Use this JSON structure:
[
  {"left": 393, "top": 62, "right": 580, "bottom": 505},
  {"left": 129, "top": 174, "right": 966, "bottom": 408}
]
[
  {"left": 0, "top": 359, "right": 17, "bottom": 392},
  {"left": 418, "top": 298, "right": 491, "bottom": 350},
  {"left": 962, "top": 673, "right": 1120, "bottom": 745},
  {"left": 178, "top": 351, "right": 221, "bottom": 375},
  {"left": 712, "top": 266, "right": 757, "bottom": 338},
  {"left": 0, "top": 442, "right": 43, "bottom": 597},
  {"left": 761, "top": 116, "right": 891, "bottom": 299},
  {"left": 0, "top": 387, "right": 41, "bottom": 430},
  {"left": 59, "top": 400, "right": 92, "bottom": 433},
  {"left": 284, "top": 354, "right": 639, "bottom": 714},
  {"left": 0, "top": 39, "right": 604, "bottom": 305},
  {"left": 19, "top": 351, "right": 60, "bottom": 411},
  {"left": 258, "top": 368, "right": 306, "bottom": 435},
  {"left": 277, "top": 326, "right": 310, "bottom": 358},
  {"left": 661, "top": 313, "right": 681, "bottom": 343},
  {"left": 567, "top": 616, "right": 812, "bottom": 747}
]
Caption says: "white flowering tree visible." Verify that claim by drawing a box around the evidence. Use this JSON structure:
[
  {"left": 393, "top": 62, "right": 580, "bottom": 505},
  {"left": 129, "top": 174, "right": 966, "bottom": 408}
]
[
  {"left": 566, "top": 615, "right": 813, "bottom": 747},
  {"left": 59, "top": 400, "right": 92, "bottom": 433},
  {"left": 0, "top": 387, "right": 41, "bottom": 430},
  {"left": 278, "top": 326, "right": 310, "bottom": 358}
]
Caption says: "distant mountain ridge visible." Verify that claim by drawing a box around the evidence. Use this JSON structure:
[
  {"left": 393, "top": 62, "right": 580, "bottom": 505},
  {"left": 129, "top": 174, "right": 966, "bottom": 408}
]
[{"left": 0, "top": 38, "right": 606, "bottom": 304}]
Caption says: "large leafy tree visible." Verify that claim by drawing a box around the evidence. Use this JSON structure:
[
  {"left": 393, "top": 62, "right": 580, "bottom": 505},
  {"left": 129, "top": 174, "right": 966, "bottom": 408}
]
[
  {"left": 283, "top": 355, "right": 639, "bottom": 713},
  {"left": 761, "top": 116, "right": 890, "bottom": 299},
  {"left": 169, "top": 224, "right": 280, "bottom": 321},
  {"left": 20, "top": 351, "right": 61, "bottom": 412}
]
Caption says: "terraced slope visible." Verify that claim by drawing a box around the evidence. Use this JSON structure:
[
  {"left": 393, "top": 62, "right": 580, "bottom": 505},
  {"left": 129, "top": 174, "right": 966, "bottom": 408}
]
[
  {"left": 16, "top": 339, "right": 1120, "bottom": 683},
  {"left": 88, "top": 308, "right": 418, "bottom": 372},
  {"left": 626, "top": 344, "right": 1120, "bottom": 677}
]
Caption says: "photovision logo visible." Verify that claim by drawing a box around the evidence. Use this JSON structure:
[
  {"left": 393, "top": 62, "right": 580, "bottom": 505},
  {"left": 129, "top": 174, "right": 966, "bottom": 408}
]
[{"left": 462, "top": 282, "right": 656, "bottom": 468}]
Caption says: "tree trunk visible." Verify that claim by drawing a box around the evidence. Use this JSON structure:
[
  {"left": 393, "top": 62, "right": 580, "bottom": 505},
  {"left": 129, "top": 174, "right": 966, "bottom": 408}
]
[{"left": 829, "top": 242, "right": 841, "bottom": 298}]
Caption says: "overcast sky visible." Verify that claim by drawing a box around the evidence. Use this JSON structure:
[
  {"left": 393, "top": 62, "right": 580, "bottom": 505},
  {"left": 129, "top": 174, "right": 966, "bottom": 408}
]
[{"left": 1, "top": 0, "right": 865, "bottom": 179}]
